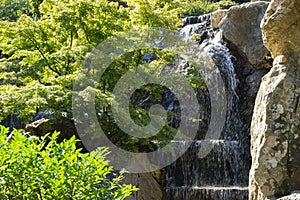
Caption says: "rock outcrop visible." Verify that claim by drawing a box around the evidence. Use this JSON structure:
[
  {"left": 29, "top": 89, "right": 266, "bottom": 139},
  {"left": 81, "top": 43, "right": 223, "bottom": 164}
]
[
  {"left": 25, "top": 116, "right": 85, "bottom": 150},
  {"left": 124, "top": 171, "right": 165, "bottom": 200},
  {"left": 261, "top": 0, "right": 300, "bottom": 58},
  {"left": 249, "top": 0, "right": 300, "bottom": 199},
  {"left": 219, "top": 1, "right": 270, "bottom": 68},
  {"left": 210, "top": 9, "right": 227, "bottom": 30}
]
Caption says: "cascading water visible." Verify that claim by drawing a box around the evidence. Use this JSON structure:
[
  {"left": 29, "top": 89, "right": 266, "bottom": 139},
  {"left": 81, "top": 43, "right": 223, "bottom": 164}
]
[{"left": 163, "top": 15, "right": 251, "bottom": 200}]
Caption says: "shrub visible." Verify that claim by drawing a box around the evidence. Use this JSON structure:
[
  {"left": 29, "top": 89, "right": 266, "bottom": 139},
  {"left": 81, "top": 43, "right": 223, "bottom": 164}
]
[
  {"left": 179, "top": 0, "right": 237, "bottom": 18},
  {"left": 0, "top": 125, "right": 137, "bottom": 199}
]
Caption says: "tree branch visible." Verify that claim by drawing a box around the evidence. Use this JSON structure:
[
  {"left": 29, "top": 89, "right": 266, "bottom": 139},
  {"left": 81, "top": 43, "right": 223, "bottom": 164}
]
[{"left": 24, "top": 30, "right": 62, "bottom": 76}]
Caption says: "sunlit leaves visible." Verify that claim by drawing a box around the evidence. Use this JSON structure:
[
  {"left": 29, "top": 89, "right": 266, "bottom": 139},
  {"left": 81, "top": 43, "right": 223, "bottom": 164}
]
[
  {"left": 0, "top": 125, "right": 137, "bottom": 199},
  {"left": 125, "top": 0, "right": 182, "bottom": 29},
  {"left": 0, "top": 0, "right": 130, "bottom": 120},
  {"left": 0, "top": 0, "right": 33, "bottom": 21},
  {"left": 0, "top": 83, "right": 72, "bottom": 121}
]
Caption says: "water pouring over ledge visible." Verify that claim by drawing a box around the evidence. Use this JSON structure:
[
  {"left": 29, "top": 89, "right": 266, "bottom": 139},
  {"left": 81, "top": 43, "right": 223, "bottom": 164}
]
[{"left": 163, "top": 14, "right": 251, "bottom": 200}]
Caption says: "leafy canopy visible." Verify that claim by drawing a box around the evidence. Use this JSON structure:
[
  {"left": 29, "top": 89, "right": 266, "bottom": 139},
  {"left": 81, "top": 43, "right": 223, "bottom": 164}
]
[
  {"left": 0, "top": 0, "right": 130, "bottom": 120},
  {"left": 0, "top": 0, "right": 236, "bottom": 151}
]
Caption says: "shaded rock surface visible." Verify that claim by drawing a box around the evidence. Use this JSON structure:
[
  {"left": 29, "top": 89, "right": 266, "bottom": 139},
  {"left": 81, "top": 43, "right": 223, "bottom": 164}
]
[
  {"left": 219, "top": 1, "right": 270, "bottom": 67},
  {"left": 249, "top": 0, "right": 300, "bottom": 199},
  {"left": 124, "top": 170, "right": 165, "bottom": 200},
  {"left": 1, "top": 114, "right": 24, "bottom": 130},
  {"left": 24, "top": 116, "right": 85, "bottom": 150}
]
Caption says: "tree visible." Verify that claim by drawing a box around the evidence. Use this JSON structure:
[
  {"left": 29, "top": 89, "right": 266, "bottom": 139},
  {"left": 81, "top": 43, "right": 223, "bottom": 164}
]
[
  {"left": 125, "top": 0, "right": 183, "bottom": 29},
  {"left": 0, "top": 0, "right": 235, "bottom": 152},
  {"left": 0, "top": 0, "right": 130, "bottom": 120}
]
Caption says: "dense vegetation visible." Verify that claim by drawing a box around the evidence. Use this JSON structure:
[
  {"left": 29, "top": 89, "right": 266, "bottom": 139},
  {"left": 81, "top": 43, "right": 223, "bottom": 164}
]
[
  {"left": 0, "top": 0, "right": 236, "bottom": 150},
  {"left": 0, "top": 0, "right": 236, "bottom": 198},
  {"left": 0, "top": 0, "right": 236, "bottom": 119},
  {"left": 0, "top": 125, "right": 137, "bottom": 199}
]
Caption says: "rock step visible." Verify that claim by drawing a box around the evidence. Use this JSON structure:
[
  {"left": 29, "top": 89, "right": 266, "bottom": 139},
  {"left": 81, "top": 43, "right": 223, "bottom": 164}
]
[
  {"left": 182, "top": 14, "right": 210, "bottom": 26},
  {"left": 165, "top": 186, "right": 248, "bottom": 200},
  {"left": 164, "top": 140, "right": 250, "bottom": 187}
]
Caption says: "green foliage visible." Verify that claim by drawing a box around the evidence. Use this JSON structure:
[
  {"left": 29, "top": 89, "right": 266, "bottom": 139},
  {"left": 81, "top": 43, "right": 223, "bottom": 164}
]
[
  {"left": 0, "top": 125, "right": 137, "bottom": 199},
  {"left": 125, "top": 0, "right": 183, "bottom": 29},
  {"left": 0, "top": 0, "right": 35, "bottom": 21},
  {"left": 214, "top": 0, "right": 237, "bottom": 9},
  {"left": 179, "top": 0, "right": 236, "bottom": 18},
  {"left": 0, "top": 0, "right": 43, "bottom": 21},
  {"left": 0, "top": 83, "right": 72, "bottom": 120},
  {"left": 0, "top": 0, "right": 219, "bottom": 152},
  {"left": 91, "top": 49, "right": 179, "bottom": 152},
  {"left": 0, "top": 0, "right": 130, "bottom": 121}
]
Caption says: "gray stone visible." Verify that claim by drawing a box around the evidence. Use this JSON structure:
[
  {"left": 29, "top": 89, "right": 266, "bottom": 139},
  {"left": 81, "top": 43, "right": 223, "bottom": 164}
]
[
  {"left": 124, "top": 171, "right": 164, "bottom": 200},
  {"left": 219, "top": 1, "right": 269, "bottom": 67},
  {"left": 249, "top": 57, "right": 296, "bottom": 199},
  {"left": 249, "top": 0, "right": 300, "bottom": 199},
  {"left": 24, "top": 116, "right": 85, "bottom": 149}
]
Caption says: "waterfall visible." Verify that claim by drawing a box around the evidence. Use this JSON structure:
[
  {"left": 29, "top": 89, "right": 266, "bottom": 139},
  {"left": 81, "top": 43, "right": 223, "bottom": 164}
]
[
  {"left": 163, "top": 15, "right": 250, "bottom": 200},
  {"left": 1, "top": 114, "right": 24, "bottom": 131}
]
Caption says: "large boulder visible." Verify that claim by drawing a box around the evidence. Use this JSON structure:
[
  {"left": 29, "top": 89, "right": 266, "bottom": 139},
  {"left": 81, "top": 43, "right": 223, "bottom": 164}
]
[
  {"left": 25, "top": 117, "right": 74, "bottom": 141},
  {"left": 124, "top": 171, "right": 165, "bottom": 200},
  {"left": 249, "top": 54, "right": 300, "bottom": 199},
  {"left": 24, "top": 116, "right": 85, "bottom": 150},
  {"left": 249, "top": 0, "right": 300, "bottom": 199},
  {"left": 219, "top": 1, "right": 270, "bottom": 67},
  {"left": 261, "top": 0, "right": 300, "bottom": 58},
  {"left": 123, "top": 155, "right": 165, "bottom": 200}
]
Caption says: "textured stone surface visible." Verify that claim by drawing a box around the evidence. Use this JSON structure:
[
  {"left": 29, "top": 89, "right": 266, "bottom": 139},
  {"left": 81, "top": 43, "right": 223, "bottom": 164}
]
[
  {"left": 249, "top": 56, "right": 299, "bottom": 199},
  {"left": 210, "top": 9, "right": 227, "bottom": 29},
  {"left": 261, "top": 0, "right": 300, "bottom": 58},
  {"left": 219, "top": 1, "right": 269, "bottom": 67},
  {"left": 25, "top": 117, "right": 85, "bottom": 150},
  {"left": 124, "top": 171, "right": 164, "bottom": 200},
  {"left": 249, "top": 0, "right": 300, "bottom": 199}
]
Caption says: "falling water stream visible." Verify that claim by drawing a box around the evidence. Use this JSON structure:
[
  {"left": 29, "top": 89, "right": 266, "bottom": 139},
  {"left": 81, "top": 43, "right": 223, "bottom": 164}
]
[{"left": 163, "top": 15, "right": 250, "bottom": 200}]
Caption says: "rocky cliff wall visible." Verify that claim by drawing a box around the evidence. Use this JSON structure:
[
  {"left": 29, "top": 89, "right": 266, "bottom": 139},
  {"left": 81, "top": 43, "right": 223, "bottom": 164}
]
[{"left": 249, "top": 0, "right": 300, "bottom": 199}]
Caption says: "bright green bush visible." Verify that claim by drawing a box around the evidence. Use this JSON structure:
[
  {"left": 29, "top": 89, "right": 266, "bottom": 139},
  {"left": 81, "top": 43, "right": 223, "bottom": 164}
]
[
  {"left": 0, "top": 125, "right": 137, "bottom": 199},
  {"left": 179, "top": 0, "right": 236, "bottom": 18}
]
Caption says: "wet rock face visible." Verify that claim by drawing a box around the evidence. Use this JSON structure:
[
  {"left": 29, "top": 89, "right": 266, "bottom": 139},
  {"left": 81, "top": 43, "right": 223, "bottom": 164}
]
[
  {"left": 261, "top": 0, "right": 300, "bottom": 58},
  {"left": 1, "top": 114, "right": 24, "bottom": 130},
  {"left": 219, "top": 1, "right": 270, "bottom": 68},
  {"left": 249, "top": 0, "right": 300, "bottom": 198}
]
